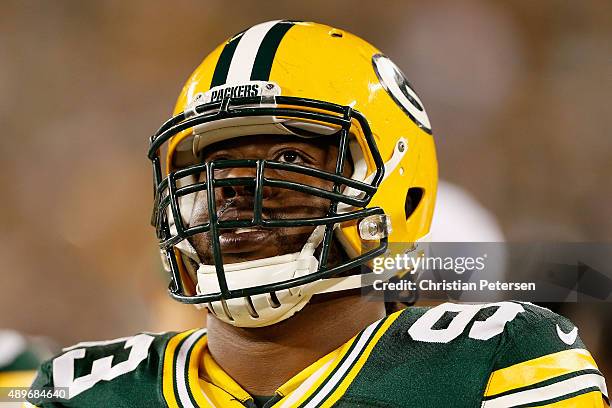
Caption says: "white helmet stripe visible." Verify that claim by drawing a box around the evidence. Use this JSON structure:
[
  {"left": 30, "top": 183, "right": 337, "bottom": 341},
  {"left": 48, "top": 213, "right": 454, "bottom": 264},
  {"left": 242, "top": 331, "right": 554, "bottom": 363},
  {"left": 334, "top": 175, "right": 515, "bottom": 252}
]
[{"left": 226, "top": 20, "right": 281, "bottom": 84}]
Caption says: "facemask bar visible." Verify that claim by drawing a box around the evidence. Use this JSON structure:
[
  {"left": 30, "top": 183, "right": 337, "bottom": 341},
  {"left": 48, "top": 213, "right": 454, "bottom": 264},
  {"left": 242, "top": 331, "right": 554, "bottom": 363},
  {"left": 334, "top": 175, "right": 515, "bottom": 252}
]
[{"left": 148, "top": 95, "right": 387, "bottom": 304}]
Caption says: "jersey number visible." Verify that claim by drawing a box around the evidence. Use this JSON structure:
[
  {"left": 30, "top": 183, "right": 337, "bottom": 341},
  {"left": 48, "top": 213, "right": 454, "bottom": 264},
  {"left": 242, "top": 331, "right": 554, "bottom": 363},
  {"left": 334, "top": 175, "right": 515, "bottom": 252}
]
[
  {"left": 408, "top": 302, "right": 524, "bottom": 343},
  {"left": 53, "top": 334, "right": 154, "bottom": 398}
]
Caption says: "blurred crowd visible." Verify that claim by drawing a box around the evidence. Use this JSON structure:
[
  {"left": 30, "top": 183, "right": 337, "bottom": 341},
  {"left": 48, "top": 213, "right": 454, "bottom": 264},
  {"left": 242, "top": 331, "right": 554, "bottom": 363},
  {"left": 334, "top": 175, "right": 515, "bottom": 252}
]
[{"left": 1, "top": 0, "right": 610, "bottom": 379}]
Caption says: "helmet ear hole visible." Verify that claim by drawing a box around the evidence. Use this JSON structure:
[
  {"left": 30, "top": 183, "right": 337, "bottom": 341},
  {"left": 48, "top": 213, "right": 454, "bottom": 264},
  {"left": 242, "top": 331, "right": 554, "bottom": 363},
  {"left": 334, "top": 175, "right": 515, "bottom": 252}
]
[{"left": 405, "top": 187, "right": 424, "bottom": 220}]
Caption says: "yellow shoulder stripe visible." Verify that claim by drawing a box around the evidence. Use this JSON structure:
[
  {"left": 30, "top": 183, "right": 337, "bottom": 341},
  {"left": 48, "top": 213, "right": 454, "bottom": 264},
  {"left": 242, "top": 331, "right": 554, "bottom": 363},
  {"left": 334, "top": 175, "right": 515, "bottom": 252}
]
[{"left": 485, "top": 348, "right": 599, "bottom": 397}]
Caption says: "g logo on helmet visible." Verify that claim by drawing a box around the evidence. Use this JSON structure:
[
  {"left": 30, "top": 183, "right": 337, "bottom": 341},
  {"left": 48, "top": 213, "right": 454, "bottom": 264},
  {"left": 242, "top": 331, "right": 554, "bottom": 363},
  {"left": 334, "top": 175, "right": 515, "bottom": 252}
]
[{"left": 372, "top": 54, "right": 432, "bottom": 134}]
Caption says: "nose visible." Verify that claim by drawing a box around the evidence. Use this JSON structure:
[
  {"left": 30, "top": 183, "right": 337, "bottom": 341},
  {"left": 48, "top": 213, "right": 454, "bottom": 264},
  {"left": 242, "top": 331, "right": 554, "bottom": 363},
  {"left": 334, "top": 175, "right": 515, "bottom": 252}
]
[
  {"left": 218, "top": 166, "right": 270, "bottom": 200},
  {"left": 221, "top": 184, "right": 255, "bottom": 199}
]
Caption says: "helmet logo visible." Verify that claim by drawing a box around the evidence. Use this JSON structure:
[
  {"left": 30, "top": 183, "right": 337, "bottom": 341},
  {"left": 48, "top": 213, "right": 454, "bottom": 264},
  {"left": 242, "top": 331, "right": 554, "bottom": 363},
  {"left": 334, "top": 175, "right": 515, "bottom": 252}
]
[
  {"left": 188, "top": 81, "right": 281, "bottom": 107},
  {"left": 372, "top": 54, "right": 432, "bottom": 134}
]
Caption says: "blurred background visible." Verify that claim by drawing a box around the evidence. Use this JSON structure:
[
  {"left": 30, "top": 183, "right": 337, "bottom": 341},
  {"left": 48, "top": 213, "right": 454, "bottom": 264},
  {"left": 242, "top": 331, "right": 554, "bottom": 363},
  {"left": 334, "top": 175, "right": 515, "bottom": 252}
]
[{"left": 1, "top": 0, "right": 610, "bottom": 380}]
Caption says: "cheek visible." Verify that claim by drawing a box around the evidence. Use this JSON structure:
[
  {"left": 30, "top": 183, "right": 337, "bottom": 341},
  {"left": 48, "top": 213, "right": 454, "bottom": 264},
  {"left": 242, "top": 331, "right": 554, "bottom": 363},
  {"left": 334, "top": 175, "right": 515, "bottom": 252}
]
[
  {"left": 188, "top": 191, "right": 210, "bottom": 224},
  {"left": 267, "top": 166, "right": 336, "bottom": 192}
]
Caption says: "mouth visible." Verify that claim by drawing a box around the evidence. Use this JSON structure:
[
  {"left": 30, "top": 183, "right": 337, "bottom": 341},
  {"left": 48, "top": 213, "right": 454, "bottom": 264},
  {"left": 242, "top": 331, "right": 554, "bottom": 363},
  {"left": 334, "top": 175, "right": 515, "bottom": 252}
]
[
  {"left": 217, "top": 208, "right": 266, "bottom": 222},
  {"left": 233, "top": 227, "right": 261, "bottom": 234},
  {"left": 218, "top": 226, "right": 273, "bottom": 253}
]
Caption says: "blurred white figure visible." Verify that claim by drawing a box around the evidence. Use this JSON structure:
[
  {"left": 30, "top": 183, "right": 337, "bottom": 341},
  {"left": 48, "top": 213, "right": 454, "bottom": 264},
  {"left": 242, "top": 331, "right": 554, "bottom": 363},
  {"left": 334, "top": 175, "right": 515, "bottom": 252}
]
[{"left": 431, "top": 180, "right": 505, "bottom": 242}]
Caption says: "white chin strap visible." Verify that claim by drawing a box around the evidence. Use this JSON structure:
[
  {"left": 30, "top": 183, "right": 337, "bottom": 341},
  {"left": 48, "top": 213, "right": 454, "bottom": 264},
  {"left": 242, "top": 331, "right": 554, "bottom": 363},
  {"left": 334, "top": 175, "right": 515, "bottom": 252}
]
[{"left": 194, "top": 225, "right": 401, "bottom": 328}]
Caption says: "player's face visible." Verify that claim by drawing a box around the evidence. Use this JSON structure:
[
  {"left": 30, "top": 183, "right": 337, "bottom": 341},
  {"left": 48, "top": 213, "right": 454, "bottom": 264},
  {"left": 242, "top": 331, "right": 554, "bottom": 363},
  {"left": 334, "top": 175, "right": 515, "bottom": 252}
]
[{"left": 188, "top": 134, "right": 352, "bottom": 265}]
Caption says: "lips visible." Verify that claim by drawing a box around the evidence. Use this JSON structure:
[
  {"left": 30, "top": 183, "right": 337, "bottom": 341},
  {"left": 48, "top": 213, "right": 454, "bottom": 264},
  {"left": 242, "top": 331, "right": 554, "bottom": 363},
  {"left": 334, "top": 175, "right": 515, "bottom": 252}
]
[{"left": 218, "top": 227, "right": 272, "bottom": 253}]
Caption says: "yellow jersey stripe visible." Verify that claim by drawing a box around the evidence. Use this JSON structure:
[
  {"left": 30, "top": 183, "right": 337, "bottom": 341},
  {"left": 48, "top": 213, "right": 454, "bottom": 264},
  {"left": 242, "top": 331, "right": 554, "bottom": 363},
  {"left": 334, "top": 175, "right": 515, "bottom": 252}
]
[
  {"left": 198, "top": 378, "right": 249, "bottom": 407},
  {"left": 198, "top": 330, "right": 361, "bottom": 408},
  {"left": 162, "top": 329, "right": 197, "bottom": 408},
  {"left": 174, "top": 329, "right": 208, "bottom": 408},
  {"left": 201, "top": 341, "right": 252, "bottom": 403},
  {"left": 187, "top": 334, "right": 215, "bottom": 408},
  {"left": 295, "top": 317, "right": 385, "bottom": 407},
  {"left": 485, "top": 348, "right": 599, "bottom": 397},
  {"left": 274, "top": 335, "right": 358, "bottom": 407},
  {"left": 482, "top": 373, "right": 607, "bottom": 408},
  {"left": 317, "top": 310, "right": 402, "bottom": 408}
]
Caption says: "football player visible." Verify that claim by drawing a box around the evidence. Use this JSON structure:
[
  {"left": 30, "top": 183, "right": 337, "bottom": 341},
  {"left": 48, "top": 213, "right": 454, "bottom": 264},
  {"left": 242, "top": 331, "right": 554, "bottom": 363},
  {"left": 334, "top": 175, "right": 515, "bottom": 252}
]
[{"left": 28, "top": 21, "right": 608, "bottom": 407}]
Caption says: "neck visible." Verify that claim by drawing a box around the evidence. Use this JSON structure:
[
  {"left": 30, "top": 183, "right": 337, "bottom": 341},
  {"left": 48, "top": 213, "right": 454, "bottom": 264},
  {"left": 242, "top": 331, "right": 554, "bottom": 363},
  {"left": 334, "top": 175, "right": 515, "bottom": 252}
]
[{"left": 205, "top": 293, "right": 386, "bottom": 396}]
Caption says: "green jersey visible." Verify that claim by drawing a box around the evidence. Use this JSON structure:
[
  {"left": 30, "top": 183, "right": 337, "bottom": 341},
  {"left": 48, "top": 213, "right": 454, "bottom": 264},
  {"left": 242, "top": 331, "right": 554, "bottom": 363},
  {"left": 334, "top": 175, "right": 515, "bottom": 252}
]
[{"left": 28, "top": 302, "right": 609, "bottom": 407}]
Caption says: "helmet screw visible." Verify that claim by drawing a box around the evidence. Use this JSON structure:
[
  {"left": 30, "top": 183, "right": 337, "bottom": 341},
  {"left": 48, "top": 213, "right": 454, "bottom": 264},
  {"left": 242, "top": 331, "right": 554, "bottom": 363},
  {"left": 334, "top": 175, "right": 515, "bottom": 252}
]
[
  {"left": 367, "top": 222, "right": 379, "bottom": 237},
  {"left": 358, "top": 214, "right": 392, "bottom": 240},
  {"left": 397, "top": 140, "right": 406, "bottom": 152}
]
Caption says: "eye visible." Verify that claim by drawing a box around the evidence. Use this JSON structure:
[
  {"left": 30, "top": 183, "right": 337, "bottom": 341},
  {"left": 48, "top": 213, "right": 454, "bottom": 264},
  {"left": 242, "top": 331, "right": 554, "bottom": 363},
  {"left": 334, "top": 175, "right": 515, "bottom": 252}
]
[
  {"left": 277, "top": 150, "right": 304, "bottom": 164},
  {"left": 203, "top": 154, "right": 229, "bottom": 162}
]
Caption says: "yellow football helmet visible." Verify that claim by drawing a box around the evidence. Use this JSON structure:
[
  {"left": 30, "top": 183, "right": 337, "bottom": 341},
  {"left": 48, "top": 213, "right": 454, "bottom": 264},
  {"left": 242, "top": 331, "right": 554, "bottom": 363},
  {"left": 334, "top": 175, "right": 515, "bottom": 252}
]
[{"left": 148, "top": 20, "right": 437, "bottom": 327}]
